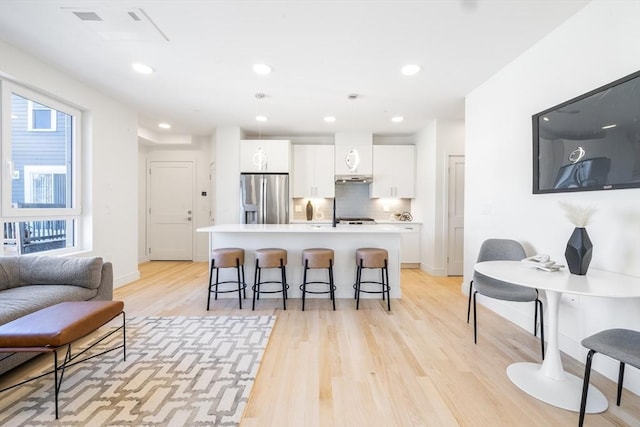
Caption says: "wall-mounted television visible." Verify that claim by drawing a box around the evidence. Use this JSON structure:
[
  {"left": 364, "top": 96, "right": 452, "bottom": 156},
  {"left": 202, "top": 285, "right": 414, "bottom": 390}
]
[{"left": 532, "top": 70, "right": 640, "bottom": 194}]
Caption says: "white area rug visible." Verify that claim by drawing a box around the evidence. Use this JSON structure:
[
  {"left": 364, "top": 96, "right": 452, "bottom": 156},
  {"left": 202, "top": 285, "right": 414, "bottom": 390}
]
[{"left": 0, "top": 315, "right": 275, "bottom": 426}]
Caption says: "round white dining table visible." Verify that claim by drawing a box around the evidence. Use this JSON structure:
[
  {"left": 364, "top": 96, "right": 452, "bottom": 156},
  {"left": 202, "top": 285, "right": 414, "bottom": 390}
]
[{"left": 474, "top": 260, "right": 640, "bottom": 413}]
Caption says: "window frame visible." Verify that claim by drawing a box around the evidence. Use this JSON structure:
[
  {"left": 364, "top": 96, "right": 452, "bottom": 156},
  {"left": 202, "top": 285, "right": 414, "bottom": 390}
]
[{"left": 1, "top": 80, "right": 82, "bottom": 221}]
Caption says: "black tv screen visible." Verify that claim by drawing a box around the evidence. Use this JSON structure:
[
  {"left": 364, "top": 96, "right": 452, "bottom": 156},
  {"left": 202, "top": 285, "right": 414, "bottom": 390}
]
[{"left": 533, "top": 70, "right": 640, "bottom": 194}]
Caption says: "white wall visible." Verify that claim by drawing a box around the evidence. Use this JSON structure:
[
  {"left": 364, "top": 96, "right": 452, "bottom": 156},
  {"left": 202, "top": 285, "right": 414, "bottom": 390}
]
[
  {"left": 214, "top": 127, "right": 243, "bottom": 225},
  {"left": 465, "top": 0, "right": 640, "bottom": 393},
  {"left": 0, "top": 40, "right": 139, "bottom": 286},
  {"left": 415, "top": 119, "right": 465, "bottom": 276}
]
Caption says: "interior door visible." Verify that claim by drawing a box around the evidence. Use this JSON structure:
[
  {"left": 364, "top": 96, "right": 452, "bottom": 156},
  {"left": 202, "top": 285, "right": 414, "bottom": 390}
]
[
  {"left": 147, "top": 161, "right": 194, "bottom": 260},
  {"left": 447, "top": 155, "right": 465, "bottom": 275}
]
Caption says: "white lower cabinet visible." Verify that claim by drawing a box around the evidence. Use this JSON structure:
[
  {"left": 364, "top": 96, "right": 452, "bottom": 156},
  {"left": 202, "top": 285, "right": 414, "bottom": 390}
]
[{"left": 387, "top": 223, "right": 420, "bottom": 265}]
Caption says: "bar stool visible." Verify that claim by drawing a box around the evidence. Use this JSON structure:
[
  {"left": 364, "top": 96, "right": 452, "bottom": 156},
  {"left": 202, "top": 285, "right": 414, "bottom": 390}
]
[
  {"left": 253, "top": 248, "right": 289, "bottom": 310},
  {"left": 354, "top": 248, "right": 390, "bottom": 311},
  {"left": 300, "top": 248, "right": 336, "bottom": 311},
  {"left": 207, "top": 247, "right": 247, "bottom": 310}
]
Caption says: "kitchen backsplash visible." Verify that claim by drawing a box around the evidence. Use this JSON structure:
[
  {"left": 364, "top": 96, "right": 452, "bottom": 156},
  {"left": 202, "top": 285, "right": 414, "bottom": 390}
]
[{"left": 292, "top": 183, "right": 411, "bottom": 221}]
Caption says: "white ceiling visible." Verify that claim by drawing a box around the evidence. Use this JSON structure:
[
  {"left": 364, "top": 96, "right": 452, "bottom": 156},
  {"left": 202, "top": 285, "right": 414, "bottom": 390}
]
[{"left": 0, "top": 0, "right": 589, "bottom": 137}]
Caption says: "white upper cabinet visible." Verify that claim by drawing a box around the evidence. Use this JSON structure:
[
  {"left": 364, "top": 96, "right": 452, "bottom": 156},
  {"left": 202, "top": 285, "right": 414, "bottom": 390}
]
[
  {"left": 293, "top": 145, "right": 335, "bottom": 198},
  {"left": 371, "top": 145, "right": 416, "bottom": 198},
  {"left": 334, "top": 132, "right": 373, "bottom": 176},
  {"left": 240, "top": 140, "right": 290, "bottom": 173}
]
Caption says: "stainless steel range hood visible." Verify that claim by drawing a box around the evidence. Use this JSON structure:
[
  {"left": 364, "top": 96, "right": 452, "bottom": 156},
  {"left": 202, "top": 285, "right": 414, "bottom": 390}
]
[{"left": 335, "top": 174, "right": 373, "bottom": 183}]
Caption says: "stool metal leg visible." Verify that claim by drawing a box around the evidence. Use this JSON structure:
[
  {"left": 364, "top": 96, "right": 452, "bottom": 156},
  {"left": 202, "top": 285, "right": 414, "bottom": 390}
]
[
  {"left": 214, "top": 266, "right": 220, "bottom": 300},
  {"left": 302, "top": 260, "right": 308, "bottom": 311},
  {"left": 241, "top": 265, "right": 247, "bottom": 299},
  {"left": 329, "top": 260, "right": 336, "bottom": 311},
  {"left": 252, "top": 260, "right": 259, "bottom": 310},
  {"left": 384, "top": 260, "right": 391, "bottom": 311},
  {"left": 356, "top": 261, "right": 362, "bottom": 310},
  {"left": 381, "top": 267, "right": 386, "bottom": 301},
  {"left": 280, "top": 260, "right": 287, "bottom": 310},
  {"left": 207, "top": 262, "right": 214, "bottom": 310},
  {"left": 235, "top": 258, "right": 243, "bottom": 310}
]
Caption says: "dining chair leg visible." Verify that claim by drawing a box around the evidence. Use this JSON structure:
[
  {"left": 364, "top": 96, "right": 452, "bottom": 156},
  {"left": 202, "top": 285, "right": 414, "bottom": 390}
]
[
  {"left": 466, "top": 280, "right": 474, "bottom": 323},
  {"left": 534, "top": 299, "right": 539, "bottom": 337},
  {"left": 617, "top": 362, "right": 625, "bottom": 406},
  {"left": 537, "top": 299, "right": 545, "bottom": 360},
  {"left": 579, "top": 349, "right": 596, "bottom": 427},
  {"left": 473, "top": 291, "right": 478, "bottom": 344}
]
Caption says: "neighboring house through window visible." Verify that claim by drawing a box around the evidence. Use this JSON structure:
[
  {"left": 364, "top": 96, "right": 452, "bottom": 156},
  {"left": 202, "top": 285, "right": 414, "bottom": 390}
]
[
  {"left": 1, "top": 80, "right": 81, "bottom": 255},
  {"left": 27, "top": 100, "right": 57, "bottom": 132}
]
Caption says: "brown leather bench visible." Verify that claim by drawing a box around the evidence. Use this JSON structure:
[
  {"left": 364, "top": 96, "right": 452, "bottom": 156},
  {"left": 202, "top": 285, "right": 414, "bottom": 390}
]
[{"left": 0, "top": 300, "right": 126, "bottom": 419}]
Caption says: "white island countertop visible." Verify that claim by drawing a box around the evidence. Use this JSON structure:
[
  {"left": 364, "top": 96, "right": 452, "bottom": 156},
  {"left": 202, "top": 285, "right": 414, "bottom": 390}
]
[
  {"left": 197, "top": 223, "right": 407, "bottom": 300},
  {"left": 197, "top": 223, "right": 411, "bottom": 234}
]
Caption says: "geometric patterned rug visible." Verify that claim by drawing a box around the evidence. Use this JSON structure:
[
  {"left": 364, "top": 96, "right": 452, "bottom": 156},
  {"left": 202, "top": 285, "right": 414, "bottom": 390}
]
[{"left": 0, "top": 316, "right": 275, "bottom": 427}]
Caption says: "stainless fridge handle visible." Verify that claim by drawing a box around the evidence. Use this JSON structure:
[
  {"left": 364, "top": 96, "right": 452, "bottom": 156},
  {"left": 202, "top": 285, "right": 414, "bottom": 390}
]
[{"left": 260, "top": 175, "right": 267, "bottom": 224}]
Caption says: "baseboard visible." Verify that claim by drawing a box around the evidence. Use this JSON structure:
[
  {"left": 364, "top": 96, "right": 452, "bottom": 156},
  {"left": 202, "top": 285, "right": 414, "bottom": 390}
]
[
  {"left": 420, "top": 263, "right": 446, "bottom": 276},
  {"left": 401, "top": 263, "right": 420, "bottom": 269},
  {"left": 114, "top": 270, "right": 140, "bottom": 289}
]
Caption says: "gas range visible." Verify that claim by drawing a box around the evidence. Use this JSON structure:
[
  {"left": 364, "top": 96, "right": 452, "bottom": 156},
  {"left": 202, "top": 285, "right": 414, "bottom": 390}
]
[{"left": 337, "top": 217, "right": 376, "bottom": 225}]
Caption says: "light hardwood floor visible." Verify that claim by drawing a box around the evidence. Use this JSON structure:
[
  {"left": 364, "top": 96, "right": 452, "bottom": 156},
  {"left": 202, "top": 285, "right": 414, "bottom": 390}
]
[
  {"left": 111, "top": 261, "right": 639, "bottom": 427},
  {"left": 1, "top": 262, "right": 636, "bottom": 426}
]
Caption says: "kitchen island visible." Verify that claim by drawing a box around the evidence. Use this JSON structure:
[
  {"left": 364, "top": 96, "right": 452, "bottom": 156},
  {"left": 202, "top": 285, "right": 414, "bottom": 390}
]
[{"left": 197, "top": 224, "right": 409, "bottom": 299}]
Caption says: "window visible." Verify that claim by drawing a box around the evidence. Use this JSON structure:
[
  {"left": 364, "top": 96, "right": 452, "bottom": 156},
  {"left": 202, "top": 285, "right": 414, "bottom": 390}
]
[
  {"left": 27, "top": 101, "right": 57, "bottom": 131},
  {"left": 1, "top": 80, "right": 81, "bottom": 255}
]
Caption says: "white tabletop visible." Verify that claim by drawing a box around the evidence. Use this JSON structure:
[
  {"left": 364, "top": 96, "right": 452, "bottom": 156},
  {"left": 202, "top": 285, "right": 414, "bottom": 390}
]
[{"left": 474, "top": 260, "right": 640, "bottom": 298}]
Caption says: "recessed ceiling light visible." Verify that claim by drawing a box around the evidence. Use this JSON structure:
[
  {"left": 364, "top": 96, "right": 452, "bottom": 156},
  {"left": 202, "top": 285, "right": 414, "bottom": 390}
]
[
  {"left": 391, "top": 116, "right": 404, "bottom": 123},
  {"left": 158, "top": 123, "right": 171, "bottom": 129},
  {"left": 256, "top": 115, "right": 268, "bottom": 122},
  {"left": 401, "top": 64, "right": 421, "bottom": 76},
  {"left": 601, "top": 124, "right": 617, "bottom": 129},
  {"left": 132, "top": 62, "right": 154, "bottom": 74},
  {"left": 253, "top": 64, "right": 272, "bottom": 75},
  {"left": 324, "top": 116, "right": 336, "bottom": 123}
]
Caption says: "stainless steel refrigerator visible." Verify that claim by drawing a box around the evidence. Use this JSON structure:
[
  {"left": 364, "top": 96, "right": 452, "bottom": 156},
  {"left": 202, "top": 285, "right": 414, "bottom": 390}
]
[{"left": 240, "top": 173, "right": 289, "bottom": 224}]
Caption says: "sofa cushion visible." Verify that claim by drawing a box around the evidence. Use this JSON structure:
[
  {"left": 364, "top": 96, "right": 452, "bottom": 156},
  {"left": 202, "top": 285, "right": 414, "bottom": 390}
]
[
  {"left": 17, "top": 256, "right": 104, "bottom": 290},
  {"left": 0, "top": 257, "right": 21, "bottom": 292},
  {"left": 0, "top": 285, "right": 98, "bottom": 325}
]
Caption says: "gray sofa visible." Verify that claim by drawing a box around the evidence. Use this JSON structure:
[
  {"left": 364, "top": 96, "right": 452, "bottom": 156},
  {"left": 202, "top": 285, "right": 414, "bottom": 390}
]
[{"left": 0, "top": 256, "right": 113, "bottom": 375}]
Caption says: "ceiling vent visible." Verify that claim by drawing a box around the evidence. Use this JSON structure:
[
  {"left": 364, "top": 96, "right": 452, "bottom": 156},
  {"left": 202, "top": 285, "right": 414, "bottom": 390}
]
[
  {"left": 72, "top": 12, "right": 102, "bottom": 21},
  {"left": 63, "top": 7, "right": 169, "bottom": 42}
]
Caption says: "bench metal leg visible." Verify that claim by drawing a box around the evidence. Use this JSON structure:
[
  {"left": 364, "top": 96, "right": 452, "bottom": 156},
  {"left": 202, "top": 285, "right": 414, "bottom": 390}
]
[{"left": 0, "top": 310, "right": 126, "bottom": 420}]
